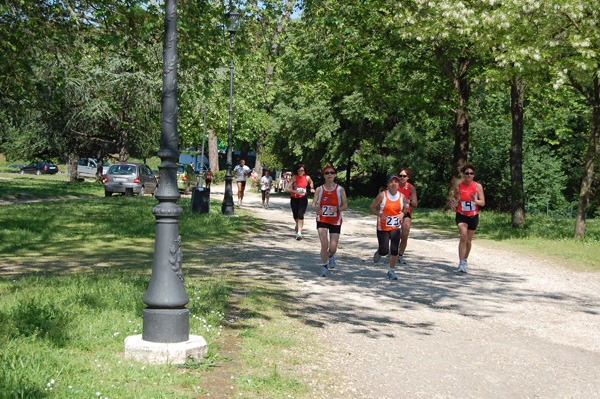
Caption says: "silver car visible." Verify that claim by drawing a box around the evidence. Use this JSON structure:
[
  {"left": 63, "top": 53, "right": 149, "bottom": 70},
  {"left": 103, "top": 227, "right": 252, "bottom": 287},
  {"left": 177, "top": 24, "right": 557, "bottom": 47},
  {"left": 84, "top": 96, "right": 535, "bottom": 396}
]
[{"left": 104, "top": 162, "right": 157, "bottom": 197}]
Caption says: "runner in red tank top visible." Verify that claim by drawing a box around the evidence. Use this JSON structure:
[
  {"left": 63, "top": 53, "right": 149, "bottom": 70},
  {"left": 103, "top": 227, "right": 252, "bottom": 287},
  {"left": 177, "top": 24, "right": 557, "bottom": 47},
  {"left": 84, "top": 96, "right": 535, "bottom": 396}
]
[
  {"left": 311, "top": 166, "right": 348, "bottom": 277},
  {"left": 285, "top": 164, "right": 315, "bottom": 240},
  {"left": 450, "top": 164, "right": 485, "bottom": 273},
  {"left": 397, "top": 167, "right": 418, "bottom": 265},
  {"left": 370, "top": 175, "right": 406, "bottom": 280}
]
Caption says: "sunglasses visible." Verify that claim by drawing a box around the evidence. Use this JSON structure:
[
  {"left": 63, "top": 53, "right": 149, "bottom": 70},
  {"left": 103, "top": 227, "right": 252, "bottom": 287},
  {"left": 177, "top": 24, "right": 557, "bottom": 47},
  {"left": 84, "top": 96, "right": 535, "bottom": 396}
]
[
  {"left": 464, "top": 172, "right": 474, "bottom": 175},
  {"left": 398, "top": 175, "right": 408, "bottom": 178},
  {"left": 324, "top": 171, "right": 336, "bottom": 175},
  {"left": 297, "top": 169, "right": 305, "bottom": 172}
]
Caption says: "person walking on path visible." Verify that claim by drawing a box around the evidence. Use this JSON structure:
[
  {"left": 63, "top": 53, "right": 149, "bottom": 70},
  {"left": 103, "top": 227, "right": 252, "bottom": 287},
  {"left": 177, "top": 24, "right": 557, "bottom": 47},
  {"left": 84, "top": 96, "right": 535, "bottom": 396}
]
[
  {"left": 233, "top": 159, "right": 251, "bottom": 206},
  {"left": 311, "top": 166, "right": 348, "bottom": 277},
  {"left": 286, "top": 164, "right": 315, "bottom": 240},
  {"left": 397, "top": 167, "right": 418, "bottom": 265},
  {"left": 370, "top": 175, "right": 406, "bottom": 280},
  {"left": 259, "top": 169, "right": 273, "bottom": 208},
  {"left": 204, "top": 167, "right": 212, "bottom": 188},
  {"left": 450, "top": 164, "right": 485, "bottom": 273}
]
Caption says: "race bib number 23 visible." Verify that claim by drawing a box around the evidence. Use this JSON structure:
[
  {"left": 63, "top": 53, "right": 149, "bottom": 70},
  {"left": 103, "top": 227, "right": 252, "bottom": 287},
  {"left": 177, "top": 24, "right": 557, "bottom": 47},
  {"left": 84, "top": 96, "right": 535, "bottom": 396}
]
[{"left": 385, "top": 215, "right": 401, "bottom": 227}]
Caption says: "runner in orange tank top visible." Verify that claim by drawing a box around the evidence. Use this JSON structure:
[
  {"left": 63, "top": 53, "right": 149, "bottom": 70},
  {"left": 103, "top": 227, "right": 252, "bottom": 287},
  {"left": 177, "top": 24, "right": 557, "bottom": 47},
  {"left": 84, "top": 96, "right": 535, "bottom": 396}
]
[
  {"left": 370, "top": 175, "right": 406, "bottom": 280},
  {"left": 311, "top": 166, "right": 348, "bottom": 277},
  {"left": 450, "top": 164, "right": 485, "bottom": 273},
  {"left": 397, "top": 167, "right": 418, "bottom": 265}
]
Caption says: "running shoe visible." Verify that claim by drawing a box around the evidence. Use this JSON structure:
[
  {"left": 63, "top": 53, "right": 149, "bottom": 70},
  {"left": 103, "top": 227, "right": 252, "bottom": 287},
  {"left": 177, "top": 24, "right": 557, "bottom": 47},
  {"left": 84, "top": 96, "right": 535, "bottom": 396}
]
[
  {"left": 373, "top": 250, "right": 381, "bottom": 263},
  {"left": 296, "top": 232, "right": 302, "bottom": 240},
  {"left": 237, "top": 200, "right": 241, "bottom": 206},
  {"left": 387, "top": 269, "right": 398, "bottom": 280},
  {"left": 463, "top": 259, "right": 468, "bottom": 273},
  {"left": 458, "top": 260, "right": 467, "bottom": 273},
  {"left": 328, "top": 255, "right": 336, "bottom": 269},
  {"left": 320, "top": 266, "right": 329, "bottom": 277},
  {"left": 399, "top": 255, "right": 407, "bottom": 264}
]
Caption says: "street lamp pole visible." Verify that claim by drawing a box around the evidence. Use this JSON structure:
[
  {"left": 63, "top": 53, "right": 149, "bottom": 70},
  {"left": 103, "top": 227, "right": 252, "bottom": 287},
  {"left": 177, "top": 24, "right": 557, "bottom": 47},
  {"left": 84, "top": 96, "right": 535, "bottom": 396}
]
[{"left": 221, "top": 9, "right": 241, "bottom": 216}]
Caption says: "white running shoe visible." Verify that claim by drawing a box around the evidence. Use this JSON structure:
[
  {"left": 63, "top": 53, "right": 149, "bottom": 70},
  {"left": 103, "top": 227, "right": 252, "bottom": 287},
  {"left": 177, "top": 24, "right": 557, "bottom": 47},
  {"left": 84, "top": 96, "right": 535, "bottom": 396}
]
[
  {"left": 373, "top": 250, "right": 381, "bottom": 263},
  {"left": 296, "top": 232, "right": 302, "bottom": 240},
  {"left": 387, "top": 269, "right": 398, "bottom": 280},
  {"left": 237, "top": 199, "right": 241, "bottom": 206},
  {"left": 328, "top": 255, "right": 336, "bottom": 269},
  {"left": 320, "top": 266, "right": 329, "bottom": 277},
  {"left": 463, "top": 259, "right": 468, "bottom": 273},
  {"left": 458, "top": 260, "right": 468, "bottom": 273},
  {"left": 399, "top": 255, "right": 407, "bottom": 264}
]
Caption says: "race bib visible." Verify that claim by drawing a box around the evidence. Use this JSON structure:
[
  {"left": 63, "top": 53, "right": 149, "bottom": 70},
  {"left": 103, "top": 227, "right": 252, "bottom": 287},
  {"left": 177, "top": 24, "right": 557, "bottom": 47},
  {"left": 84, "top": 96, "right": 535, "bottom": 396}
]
[
  {"left": 321, "top": 205, "right": 337, "bottom": 217},
  {"left": 296, "top": 187, "right": 306, "bottom": 196},
  {"left": 461, "top": 201, "right": 476, "bottom": 211},
  {"left": 385, "top": 215, "right": 401, "bottom": 227}
]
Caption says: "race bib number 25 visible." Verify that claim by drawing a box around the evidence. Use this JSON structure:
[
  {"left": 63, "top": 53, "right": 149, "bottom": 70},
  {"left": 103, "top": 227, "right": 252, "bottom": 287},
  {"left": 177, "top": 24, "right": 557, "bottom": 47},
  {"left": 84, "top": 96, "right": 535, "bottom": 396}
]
[{"left": 321, "top": 205, "right": 337, "bottom": 217}]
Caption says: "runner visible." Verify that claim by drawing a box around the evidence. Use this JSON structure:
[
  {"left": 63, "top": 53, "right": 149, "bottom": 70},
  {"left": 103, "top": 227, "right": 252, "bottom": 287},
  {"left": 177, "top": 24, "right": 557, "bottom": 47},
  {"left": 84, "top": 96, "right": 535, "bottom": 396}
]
[
  {"left": 311, "top": 166, "right": 348, "bottom": 277},
  {"left": 233, "top": 159, "right": 251, "bottom": 206},
  {"left": 259, "top": 169, "right": 273, "bottom": 208},
  {"left": 450, "top": 164, "right": 485, "bottom": 273},
  {"left": 286, "top": 164, "right": 315, "bottom": 240},
  {"left": 204, "top": 167, "right": 212, "bottom": 188},
  {"left": 397, "top": 167, "right": 418, "bottom": 265},
  {"left": 370, "top": 175, "right": 406, "bottom": 280}
]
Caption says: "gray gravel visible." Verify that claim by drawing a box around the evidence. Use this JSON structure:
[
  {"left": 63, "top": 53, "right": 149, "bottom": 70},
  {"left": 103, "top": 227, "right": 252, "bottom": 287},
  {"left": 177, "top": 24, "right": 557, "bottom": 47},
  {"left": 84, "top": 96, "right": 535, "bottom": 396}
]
[{"left": 209, "top": 185, "right": 600, "bottom": 399}]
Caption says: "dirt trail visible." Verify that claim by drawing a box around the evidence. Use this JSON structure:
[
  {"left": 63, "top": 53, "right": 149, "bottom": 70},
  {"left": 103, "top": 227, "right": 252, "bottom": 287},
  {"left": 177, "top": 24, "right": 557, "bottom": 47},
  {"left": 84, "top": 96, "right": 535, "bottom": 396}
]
[{"left": 208, "top": 184, "right": 600, "bottom": 399}]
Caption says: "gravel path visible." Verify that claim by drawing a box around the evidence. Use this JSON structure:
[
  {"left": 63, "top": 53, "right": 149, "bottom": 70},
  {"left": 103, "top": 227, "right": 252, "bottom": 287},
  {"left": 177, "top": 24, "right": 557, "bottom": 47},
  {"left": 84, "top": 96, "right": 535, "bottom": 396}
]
[{"left": 209, "top": 184, "right": 600, "bottom": 399}]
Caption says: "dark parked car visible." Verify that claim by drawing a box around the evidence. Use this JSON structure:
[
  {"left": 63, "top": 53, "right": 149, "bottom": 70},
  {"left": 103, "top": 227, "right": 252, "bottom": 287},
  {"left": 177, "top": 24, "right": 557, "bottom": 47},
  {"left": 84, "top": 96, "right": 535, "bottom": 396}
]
[
  {"left": 19, "top": 161, "right": 59, "bottom": 175},
  {"left": 103, "top": 162, "right": 157, "bottom": 197}
]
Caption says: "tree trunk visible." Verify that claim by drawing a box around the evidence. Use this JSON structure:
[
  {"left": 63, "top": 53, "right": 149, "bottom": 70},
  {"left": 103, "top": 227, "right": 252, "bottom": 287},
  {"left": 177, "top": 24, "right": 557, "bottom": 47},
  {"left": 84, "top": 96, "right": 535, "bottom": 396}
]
[
  {"left": 69, "top": 152, "right": 78, "bottom": 182},
  {"left": 118, "top": 129, "right": 129, "bottom": 162},
  {"left": 510, "top": 77, "right": 526, "bottom": 228},
  {"left": 254, "top": 131, "right": 264, "bottom": 177},
  {"left": 574, "top": 98, "right": 600, "bottom": 239},
  {"left": 434, "top": 46, "right": 472, "bottom": 209},
  {"left": 208, "top": 128, "right": 219, "bottom": 172}
]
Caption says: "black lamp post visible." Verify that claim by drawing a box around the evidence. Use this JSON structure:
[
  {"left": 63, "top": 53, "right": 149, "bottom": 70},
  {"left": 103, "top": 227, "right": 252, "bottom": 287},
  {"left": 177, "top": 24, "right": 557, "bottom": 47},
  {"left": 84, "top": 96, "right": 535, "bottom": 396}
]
[
  {"left": 221, "top": 9, "right": 241, "bottom": 216},
  {"left": 142, "top": 0, "right": 189, "bottom": 343}
]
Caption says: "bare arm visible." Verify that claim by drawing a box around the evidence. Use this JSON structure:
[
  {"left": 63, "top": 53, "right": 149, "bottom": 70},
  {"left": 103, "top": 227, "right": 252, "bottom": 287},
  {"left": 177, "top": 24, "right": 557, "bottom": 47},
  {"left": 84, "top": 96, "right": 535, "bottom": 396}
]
[
  {"left": 474, "top": 183, "right": 485, "bottom": 207},
  {"left": 285, "top": 175, "right": 296, "bottom": 193},
  {"left": 338, "top": 187, "right": 348, "bottom": 212},
  {"left": 311, "top": 186, "right": 322, "bottom": 214},
  {"left": 307, "top": 176, "right": 315, "bottom": 193},
  {"left": 450, "top": 184, "right": 460, "bottom": 210},
  {"left": 410, "top": 185, "right": 418, "bottom": 207},
  {"left": 369, "top": 192, "right": 386, "bottom": 218}
]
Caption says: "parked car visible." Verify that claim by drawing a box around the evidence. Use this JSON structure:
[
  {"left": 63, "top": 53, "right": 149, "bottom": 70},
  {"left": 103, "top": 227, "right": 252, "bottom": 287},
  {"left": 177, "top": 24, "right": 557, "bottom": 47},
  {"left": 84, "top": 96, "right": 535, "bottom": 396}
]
[
  {"left": 77, "top": 158, "right": 111, "bottom": 177},
  {"left": 19, "top": 161, "right": 59, "bottom": 175},
  {"left": 104, "top": 162, "right": 157, "bottom": 197},
  {"left": 177, "top": 163, "right": 199, "bottom": 195}
]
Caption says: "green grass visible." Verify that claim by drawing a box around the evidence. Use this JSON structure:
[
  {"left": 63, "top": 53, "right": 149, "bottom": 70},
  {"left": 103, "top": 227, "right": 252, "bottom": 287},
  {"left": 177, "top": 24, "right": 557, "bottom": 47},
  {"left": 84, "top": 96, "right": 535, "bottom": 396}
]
[
  {"left": 0, "top": 175, "right": 104, "bottom": 200},
  {"left": 0, "top": 184, "right": 330, "bottom": 398},
  {"left": 348, "top": 197, "right": 600, "bottom": 271}
]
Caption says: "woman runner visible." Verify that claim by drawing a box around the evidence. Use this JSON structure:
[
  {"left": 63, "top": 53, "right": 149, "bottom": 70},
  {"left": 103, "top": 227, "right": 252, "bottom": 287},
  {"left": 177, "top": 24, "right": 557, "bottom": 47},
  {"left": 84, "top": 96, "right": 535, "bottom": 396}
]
[
  {"left": 397, "top": 167, "right": 418, "bottom": 264},
  {"left": 311, "top": 166, "right": 348, "bottom": 277},
  {"left": 286, "top": 164, "right": 315, "bottom": 240},
  {"left": 370, "top": 175, "right": 406, "bottom": 280},
  {"left": 450, "top": 164, "right": 485, "bottom": 273}
]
